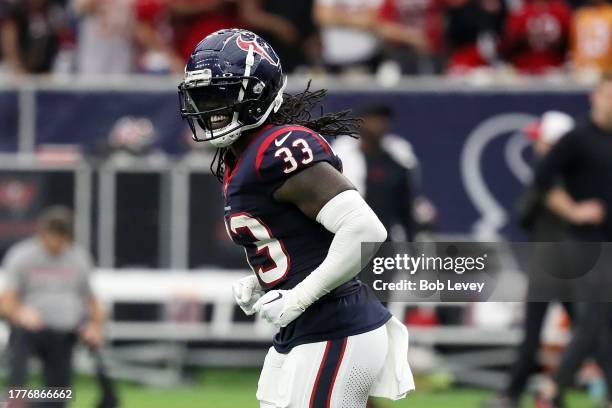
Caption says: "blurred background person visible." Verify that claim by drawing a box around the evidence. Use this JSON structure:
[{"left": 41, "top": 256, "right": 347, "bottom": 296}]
[
  {"left": 332, "top": 103, "right": 421, "bottom": 241},
  {"left": 238, "top": 0, "right": 319, "bottom": 73},
  {"left": 0, "top": 0, "right": 68, "bottom": 75},
  {"left": 132, "top": 0, "right": 243, "bottom": 74},
  {"left": 500, "top": 0, "right": 571, "bottom": 75},
  {"left": 72, "top": 0, "right": 134, "bottom": 75},
  {"left": 133, "top": 0, "right": 240, "bottom": 74},
  {"left": 315, "top": 0, "right": 384, "bottom": 73},
  {"left": 164, "top": 0, "right": 241, "bottom": 62},
  {"left": 132, "top": 0, "right": 183, "bottom": 74},
  {"left": 570, "top": 0, "right": 612, "bottom": 76},
  {"left": 533, "top": 74, "right": 612, "bottom": 408},
  {"left": 519, "top": 111, "right": 574, "bottom": 239},
  {"left": 483, "top": 111, "right": 574, "bottom": 408},
  {"left": 376, "top": 0, "right": 445, "bottom": 74},
  {"left": 134, "top": 0, "right": 318, "bottom": 75},
  {"left": 444, "top": 0, "right": 506, "bottom": 74},
  {"left": 0, "top": 206, "right": 104, "bottom": 407}
]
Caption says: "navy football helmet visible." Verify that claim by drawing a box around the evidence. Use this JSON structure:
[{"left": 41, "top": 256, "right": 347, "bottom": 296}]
[{"left": 178, "top": 29, "right": 286, "bottom": 147}]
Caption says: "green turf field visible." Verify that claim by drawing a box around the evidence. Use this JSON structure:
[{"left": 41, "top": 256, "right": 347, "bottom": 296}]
[{"left": 62, "top": 369, "right": 595, "bottom": 408}]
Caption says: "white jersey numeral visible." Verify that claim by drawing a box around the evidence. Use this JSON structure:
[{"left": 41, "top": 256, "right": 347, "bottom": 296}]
[
  {"left": 274, "top": 139, "right": 314, "bottom": 173},
  {"left": 292, "top": 138, "right": 313, "bottom": 164},
  {"left": 274, "top": 147, "right": 298, "bottom": 173},
  {"left": 228, "top": 213, "right": 289, "bottom": 285}
]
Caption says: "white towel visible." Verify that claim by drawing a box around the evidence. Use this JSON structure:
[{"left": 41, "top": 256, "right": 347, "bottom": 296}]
[{"left": 369, "top": 316, "right": 416, "bottom": 400}]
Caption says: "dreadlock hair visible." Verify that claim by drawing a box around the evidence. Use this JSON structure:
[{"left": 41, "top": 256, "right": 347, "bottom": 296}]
[{"left": 210, "top": 81, "right": 361, "bottom": 182}]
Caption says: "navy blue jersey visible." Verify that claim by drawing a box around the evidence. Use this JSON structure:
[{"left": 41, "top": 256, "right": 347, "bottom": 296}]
[{"left": 223, "top": 124, "right": 391, "bottom": 353}]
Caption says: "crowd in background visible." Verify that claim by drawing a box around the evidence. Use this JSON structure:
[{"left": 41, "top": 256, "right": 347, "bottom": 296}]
[{"left": 1, "top": 0, "right": 612, "bottom": 77}]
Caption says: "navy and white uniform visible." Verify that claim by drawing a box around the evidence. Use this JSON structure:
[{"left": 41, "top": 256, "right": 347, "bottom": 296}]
[
  {"left": 179, "top": 28, "right": 412, "bottom": 408},
  {"left": 224, "top": 124, "right": 391, "bottom": 354},
  {"left": 224, "top": 124, "right": 414, "bottom": 408}
]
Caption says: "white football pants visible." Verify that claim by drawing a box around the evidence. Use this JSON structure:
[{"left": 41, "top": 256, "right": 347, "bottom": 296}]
[{"left": 257, "top": 324, "right": 388, "bottom": 408}]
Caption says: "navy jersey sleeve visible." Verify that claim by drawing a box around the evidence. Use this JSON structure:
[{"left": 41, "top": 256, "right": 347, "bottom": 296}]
[{"left": 255, "top": 126, "right": 342, "bottom": 190}]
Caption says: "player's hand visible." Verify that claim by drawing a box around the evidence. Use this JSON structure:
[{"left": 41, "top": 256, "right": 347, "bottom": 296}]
[
  {"left": 80, "top": 322, "right": 104, "bottom": 349},
  {"left": 572, "top": 199, "right": 606, "bottom": 225},
  {"left": 232, "top": 275, "right": 264, "bottom": 316},
  {"left": 253, "top": 290, "right": 305, "bottom": 327},
  {"left": 13, "top": 305, "right": 44, "bottom": 331}
]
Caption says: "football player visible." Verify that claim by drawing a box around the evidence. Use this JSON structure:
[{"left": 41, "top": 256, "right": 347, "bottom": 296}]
[{"left": 178, "top": 29, "right": 414, "bottom": 408}]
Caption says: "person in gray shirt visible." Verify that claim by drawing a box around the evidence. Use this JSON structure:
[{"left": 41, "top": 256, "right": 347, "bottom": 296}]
[{"left": 0, "top": 206, "right": 104, "bottom": 405}]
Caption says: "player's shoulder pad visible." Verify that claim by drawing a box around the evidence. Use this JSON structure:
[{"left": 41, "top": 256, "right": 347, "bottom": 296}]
[{"left": 254, "top": 125, "right": 337, "bottom": 179}]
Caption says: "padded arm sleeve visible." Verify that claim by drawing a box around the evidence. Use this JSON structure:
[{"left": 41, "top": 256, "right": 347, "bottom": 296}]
[{"left": 293, "top": 189, "right": 387, "bottom": 308}]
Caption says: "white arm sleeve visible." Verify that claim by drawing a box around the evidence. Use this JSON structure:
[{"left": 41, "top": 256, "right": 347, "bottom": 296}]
[{"left": 293, "top": 189, "right": 387, "bottom": 308}]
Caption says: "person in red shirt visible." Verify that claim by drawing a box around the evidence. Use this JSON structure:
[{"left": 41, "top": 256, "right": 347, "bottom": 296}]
[
  {"left": 169, "top": 0, "right": 241, "bottom": 60},
  {"left": 378, "top": 0, "right": 443, "bottom": 52},
  {"left": 133, "top": 0, "right": 181, "bottom": 73},
  {"left": 444, "top": 0, "right": 506, "bottom": 74},
  {"left": 134, "top": 0, "right": 242, "bottom": 73},
  {"left": 377, "top": 0, "right": 445, "bottom": 73},
  {"left": 501, "top": 0, "right": 572, "bottom": 74}
]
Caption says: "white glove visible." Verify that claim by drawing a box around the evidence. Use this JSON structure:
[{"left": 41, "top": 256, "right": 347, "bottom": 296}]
[
  {"left": 253, "top": 289, "right": 305, "bottom": 327},
  {"left": 232, "top": 275, "right": 264, "bottom": 315}
]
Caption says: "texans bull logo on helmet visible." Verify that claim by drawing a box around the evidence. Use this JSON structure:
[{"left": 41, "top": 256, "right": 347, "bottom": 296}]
[{"left": 236, "top": 34, "right": 280, "bottom": 67}]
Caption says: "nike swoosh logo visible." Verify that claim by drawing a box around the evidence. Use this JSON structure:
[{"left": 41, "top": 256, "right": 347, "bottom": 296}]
[
  {"left": 263, "top": 292, "right": 283, "bottom": 305},
  {"left": 274, "top": 132, "right": 292, "bottom": 147}
]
